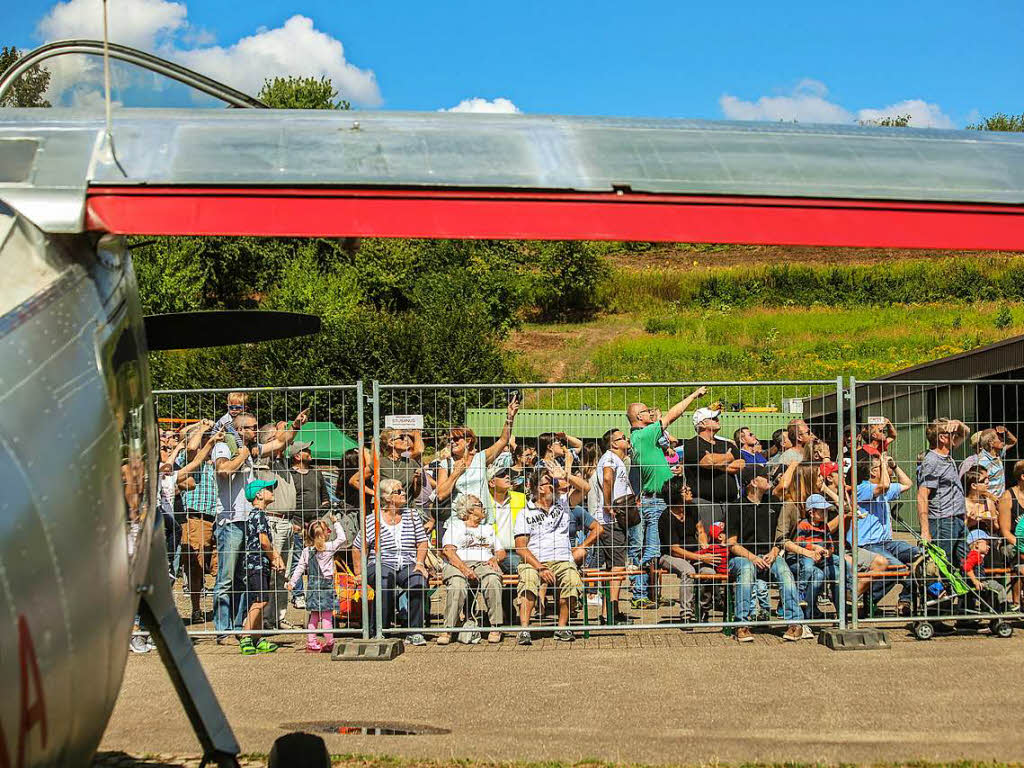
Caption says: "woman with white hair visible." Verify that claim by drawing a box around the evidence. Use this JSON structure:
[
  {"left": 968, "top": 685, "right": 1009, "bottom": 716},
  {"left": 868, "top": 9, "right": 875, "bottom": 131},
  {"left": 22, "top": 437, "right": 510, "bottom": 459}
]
[
  {"left": 439, "top": 493, "right": 506, "bottom": 644},
  {"left": 351, "top": 477, "right": 430, "bottom": 645}
]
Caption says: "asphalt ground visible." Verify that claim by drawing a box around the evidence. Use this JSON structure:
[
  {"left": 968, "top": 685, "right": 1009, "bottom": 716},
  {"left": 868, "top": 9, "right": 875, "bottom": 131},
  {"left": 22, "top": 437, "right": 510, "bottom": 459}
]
[{"left": 100, "top": 624, "right": 1024, "bottom": 766}]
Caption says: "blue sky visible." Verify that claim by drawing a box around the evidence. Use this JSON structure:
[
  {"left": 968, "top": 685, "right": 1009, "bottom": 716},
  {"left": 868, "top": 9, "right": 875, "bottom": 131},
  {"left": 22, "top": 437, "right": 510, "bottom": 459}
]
[{"left": 6, "top": 0, "right": 1023, "bottom": 126}]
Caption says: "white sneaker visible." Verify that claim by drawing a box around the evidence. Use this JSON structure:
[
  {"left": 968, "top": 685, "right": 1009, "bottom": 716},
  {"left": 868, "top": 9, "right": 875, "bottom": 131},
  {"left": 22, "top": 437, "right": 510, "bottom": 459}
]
[
  {"left": 292, "top": 595, "right": 306, "bottom": 609},
  {"left": 129, "top": 635, "right": 151, "bottom": 654},
  {"left": 404, "top": 633, "right": 427, "bottom": 646},
  {"left": 586, "top": 594, "right": 603, "bottom": 607},
  {"left": 801, "top": 625, "right": 814, "bottom": 640}
]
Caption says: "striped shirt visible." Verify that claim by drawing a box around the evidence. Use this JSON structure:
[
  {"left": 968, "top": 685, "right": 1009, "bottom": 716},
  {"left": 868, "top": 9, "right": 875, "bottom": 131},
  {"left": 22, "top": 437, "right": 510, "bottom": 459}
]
[{"left": 352, "top": 510, "right": 427, "bottom": 568}]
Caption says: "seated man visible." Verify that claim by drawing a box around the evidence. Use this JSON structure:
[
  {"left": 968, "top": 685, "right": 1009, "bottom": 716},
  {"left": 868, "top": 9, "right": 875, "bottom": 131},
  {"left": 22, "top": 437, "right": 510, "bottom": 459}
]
[
  {"left": 514, "top": 466, "right": 601, "bottom": 645},
  {"left": 726, "top": 465, "right": 804, "bottom": 642}
]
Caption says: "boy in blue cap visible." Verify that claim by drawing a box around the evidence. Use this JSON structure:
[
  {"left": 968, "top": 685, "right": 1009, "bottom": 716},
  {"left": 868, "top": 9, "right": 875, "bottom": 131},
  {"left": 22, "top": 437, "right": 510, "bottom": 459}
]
[
  {"left": 962, "top": 529, "right": 1012, "bottom": 611},
  {"left": 239, "top": 478, "right": 286, "bottom": 655}
]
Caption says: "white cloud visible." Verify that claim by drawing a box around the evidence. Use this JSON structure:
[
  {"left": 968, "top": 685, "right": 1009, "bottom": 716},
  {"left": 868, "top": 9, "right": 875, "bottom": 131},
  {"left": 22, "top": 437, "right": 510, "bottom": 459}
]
[
  {"left": 443, "top": 97, "right": 521, "bottom": 114},
  {"left": 36, "top": 1, "right": 381, "bottom": 106},
  {"left": 720, "top": 79, "right": 853, "bottom": 124},
  {"left": 720, "top": 79, "right": 955, "bottom": 129},
  {"left": 856, "top": 100, "right": 954, "bottom": 129},
  {"left": 173, "top": 16, "right": 380, "bottom": 107}
]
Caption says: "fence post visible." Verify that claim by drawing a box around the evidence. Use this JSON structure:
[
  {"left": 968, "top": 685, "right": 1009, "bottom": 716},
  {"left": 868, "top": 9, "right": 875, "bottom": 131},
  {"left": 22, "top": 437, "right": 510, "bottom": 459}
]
[
  {"left": 836, "top": 376, "right": 847, "bottom": 631},
  {"left": 371, "top": 379, "right": 383, "bottom": 639},
  {"left": 848, "top": 377, "right": 859, "bottom": 630},
  {"left": 356, "top": 380, "right": 370, "bottom": 641}
]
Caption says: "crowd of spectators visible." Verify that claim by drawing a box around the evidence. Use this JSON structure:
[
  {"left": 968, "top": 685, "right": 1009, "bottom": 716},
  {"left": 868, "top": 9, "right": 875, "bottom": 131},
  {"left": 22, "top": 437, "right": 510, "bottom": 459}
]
[{"left": 149, "top": 389, "right": 1024, "bottom": 653}]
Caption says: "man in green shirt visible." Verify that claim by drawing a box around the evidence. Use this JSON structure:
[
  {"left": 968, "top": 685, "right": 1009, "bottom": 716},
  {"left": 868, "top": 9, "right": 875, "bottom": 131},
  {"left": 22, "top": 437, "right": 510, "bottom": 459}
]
[{"left": 625, "top": 386, "right": 707, "bottom": 607}]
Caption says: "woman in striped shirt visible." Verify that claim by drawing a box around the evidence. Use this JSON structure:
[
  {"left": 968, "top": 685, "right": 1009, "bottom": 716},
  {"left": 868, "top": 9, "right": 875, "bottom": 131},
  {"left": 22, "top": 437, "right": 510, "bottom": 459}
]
[{"left": 352, "top": 478, "right": 430, "bottom": 645}]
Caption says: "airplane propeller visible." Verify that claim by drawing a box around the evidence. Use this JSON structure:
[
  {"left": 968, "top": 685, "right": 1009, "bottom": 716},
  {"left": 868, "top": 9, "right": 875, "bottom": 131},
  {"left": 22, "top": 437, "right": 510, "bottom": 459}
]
[{"left": 143, "top": 310, "right": 321, "bottom": 351}]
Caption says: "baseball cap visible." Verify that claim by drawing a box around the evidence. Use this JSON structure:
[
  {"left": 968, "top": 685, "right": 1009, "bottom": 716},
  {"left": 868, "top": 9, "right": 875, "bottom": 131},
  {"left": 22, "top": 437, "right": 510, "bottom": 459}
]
[
  {"left": 692, "top": 407, "right": 722, "bottom": 428},
  {"left": 805, "top": 493, "right": 833, "bottom": 511},
  {"left": 967, "top": 529, "right": 990, "bottom": 545},
  {"left": 286, "top": 440, "right": 313, "bottom": 457},
  {"left": 245, "top": 478, "right": 278, "bottom": 502},
  {"left": 487, "top": 463, "right": 512, "bottom": 481}
]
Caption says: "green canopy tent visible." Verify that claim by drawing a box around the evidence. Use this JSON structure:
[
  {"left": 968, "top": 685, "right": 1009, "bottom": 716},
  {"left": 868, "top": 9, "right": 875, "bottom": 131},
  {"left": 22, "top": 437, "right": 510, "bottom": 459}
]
[{"left": 294, "top": 421, "right": 358, "bottom": 462}]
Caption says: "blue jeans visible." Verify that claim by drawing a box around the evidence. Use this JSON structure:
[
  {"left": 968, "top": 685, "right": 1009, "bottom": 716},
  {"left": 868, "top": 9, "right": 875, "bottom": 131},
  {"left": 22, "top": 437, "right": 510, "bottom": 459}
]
[
  {"left": 931, "top": 516, "right": 968, "bottom": 575},
  {"left": 291, "top": 531, "right": 305, "bottom": 598},
  {"left": 628, "top": 496, "right": 665, "bottom": 599},
  {"left": 730, "top": 556, "right": 802, "bottom": 622},
  {"left": 213, "top": 521, "right": 246, "bottom": 634},
  {"left": 366, "top": 562, "right": 428, "bottom": 637},
  {"left": 863, "top": 539, "right": 919, "bottom": 604},
  {"left": 789, "top": 554, "right": 854, "bottom": 619}
]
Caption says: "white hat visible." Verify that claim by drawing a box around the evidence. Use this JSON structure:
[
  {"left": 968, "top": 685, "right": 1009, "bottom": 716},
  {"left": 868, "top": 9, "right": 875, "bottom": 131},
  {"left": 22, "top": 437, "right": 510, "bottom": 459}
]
[{"left": 692, "top": 407, "right": 722, "bottom": 429}]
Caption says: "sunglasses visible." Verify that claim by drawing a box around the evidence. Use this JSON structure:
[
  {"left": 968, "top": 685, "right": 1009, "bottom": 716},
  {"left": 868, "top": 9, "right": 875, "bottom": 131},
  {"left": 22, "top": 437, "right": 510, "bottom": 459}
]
[{"left": 227, "top": 404, "right": 244, "bottom": 411}]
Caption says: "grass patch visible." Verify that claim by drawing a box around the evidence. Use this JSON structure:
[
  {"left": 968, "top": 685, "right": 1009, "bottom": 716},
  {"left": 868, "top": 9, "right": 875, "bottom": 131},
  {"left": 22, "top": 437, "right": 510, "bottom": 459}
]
[
  {"left": 504, "top": 302, "right": 1024, "bottom": 411},
  {"left": 604, "top": 257, "right": 1024, "bottom": 313},
  {"left": 306, "top": 755, "right": 1024, "bottom": 768}
]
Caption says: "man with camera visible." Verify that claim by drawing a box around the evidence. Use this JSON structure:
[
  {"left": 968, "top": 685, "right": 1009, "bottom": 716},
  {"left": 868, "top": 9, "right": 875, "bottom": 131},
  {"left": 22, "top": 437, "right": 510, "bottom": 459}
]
[
  {"left": 625, "top": 386, "right": 707, "bottom": 609},
  {"left": 853, "top": 449, "right": 915, "bottom": 614},
  {"left": 593, "top": 428, "right": 633, "bottom": 619}
]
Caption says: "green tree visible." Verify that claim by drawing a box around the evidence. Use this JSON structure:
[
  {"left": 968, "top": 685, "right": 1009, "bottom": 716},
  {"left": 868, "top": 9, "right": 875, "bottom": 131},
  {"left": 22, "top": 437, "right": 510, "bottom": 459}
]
[
  {"left": 0, "top": 46, "right": 51, "bottom": 107},
  {"left": 859, "top": 114, "right": 911, "bottom": 127},
  {"left": 257, "top": 75, "right": 350, "bottom": 110},
  {"left": 967, "top": 112, "right": 1024, "bottom": 132}
]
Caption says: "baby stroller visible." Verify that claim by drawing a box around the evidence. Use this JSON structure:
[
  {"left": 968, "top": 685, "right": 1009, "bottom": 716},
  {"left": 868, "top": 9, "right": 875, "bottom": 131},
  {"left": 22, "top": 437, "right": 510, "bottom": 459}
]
[{"left": 895, "top": 518, "right": 1014, "bottom": 640}]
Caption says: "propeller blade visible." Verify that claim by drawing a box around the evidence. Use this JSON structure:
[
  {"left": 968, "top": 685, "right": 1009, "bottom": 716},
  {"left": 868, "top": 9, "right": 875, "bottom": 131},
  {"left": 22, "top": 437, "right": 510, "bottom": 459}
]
[{"left": 143, "top": 311, "right": 321, "bottom": 351}]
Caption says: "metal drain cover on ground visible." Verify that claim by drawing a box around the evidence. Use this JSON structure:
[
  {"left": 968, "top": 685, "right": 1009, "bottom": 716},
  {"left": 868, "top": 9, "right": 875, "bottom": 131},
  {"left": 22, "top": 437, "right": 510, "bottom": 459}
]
[{"left": 281, "top": 721, "right": 451, "bottom": 736}]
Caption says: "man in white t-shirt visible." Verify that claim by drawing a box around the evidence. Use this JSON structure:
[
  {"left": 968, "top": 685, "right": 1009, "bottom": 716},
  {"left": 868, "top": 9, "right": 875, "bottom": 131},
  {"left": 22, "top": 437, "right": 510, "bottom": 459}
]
[
  {"left": 514, "top": 465, "right": 601, "bottom": 645},
  {"left": 440, "top": 493, "right": 507, "bottom": 644},
  {"left": 212, "top": 408, "right": 308, "bottom": 640},
  {"left": 593, "top": 428, "right": 633, "bottom": 618}
]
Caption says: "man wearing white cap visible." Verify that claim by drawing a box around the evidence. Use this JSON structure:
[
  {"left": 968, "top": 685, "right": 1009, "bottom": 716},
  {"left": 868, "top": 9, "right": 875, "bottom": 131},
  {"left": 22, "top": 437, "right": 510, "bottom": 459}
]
[
  {"left": 625, "top": 386, "right": 707, "bottom": 609},
  {"left": 681, "top": 407, "right": 746, "bottom": 528}
]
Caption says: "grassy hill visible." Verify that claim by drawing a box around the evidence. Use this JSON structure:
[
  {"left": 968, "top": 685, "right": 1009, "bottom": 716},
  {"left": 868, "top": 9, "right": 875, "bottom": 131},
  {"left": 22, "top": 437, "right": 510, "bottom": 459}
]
[{"left": 508, "top": 245, "right": 1024, "bottom": 384}]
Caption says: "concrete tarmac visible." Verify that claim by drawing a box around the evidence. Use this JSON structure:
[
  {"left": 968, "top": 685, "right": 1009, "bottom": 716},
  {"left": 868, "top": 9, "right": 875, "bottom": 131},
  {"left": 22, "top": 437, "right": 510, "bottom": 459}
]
[{"left": 100, "top": 627, "right": 1024, "bottom": 765}]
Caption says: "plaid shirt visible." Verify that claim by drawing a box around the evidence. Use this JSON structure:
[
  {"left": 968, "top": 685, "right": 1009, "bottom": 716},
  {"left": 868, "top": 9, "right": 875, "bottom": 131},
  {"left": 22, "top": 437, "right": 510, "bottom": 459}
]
[{"left": 177, "top": 453, "right": 218, "bottom": 516}]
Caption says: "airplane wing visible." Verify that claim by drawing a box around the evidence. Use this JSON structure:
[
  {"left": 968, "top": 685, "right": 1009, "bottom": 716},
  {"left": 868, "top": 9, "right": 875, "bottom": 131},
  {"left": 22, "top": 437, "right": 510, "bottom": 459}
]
[{"left": 1, "top": 108, "right": 1023, "bottom": 248}]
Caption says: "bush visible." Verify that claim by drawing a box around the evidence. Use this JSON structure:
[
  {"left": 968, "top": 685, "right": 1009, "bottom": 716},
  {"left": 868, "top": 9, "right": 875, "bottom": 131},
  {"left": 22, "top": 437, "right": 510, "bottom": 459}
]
[
  {"left": 995, "top": 306, "right": 1013, "bottom": 329},
  {"left": 532, "top": 241, "right": 610, "bottom": 321}
]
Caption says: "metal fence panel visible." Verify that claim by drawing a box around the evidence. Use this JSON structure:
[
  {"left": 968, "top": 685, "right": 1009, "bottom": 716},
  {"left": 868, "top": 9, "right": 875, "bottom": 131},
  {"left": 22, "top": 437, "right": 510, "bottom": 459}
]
[
  {"left": 368, "top": 380, "right": 846, "bottom": 644},
  {"left": 849, "top": 379, "right": 1023, "bottom": 638},
  {"left": 153, "top": 384, "right": 365, "bottom": 644}
]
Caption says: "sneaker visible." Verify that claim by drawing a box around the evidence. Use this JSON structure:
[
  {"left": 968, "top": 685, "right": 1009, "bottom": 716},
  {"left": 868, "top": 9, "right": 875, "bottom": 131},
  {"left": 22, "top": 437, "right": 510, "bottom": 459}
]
[
  {"left": 553, "top": 629, "right": 575, "bottom": 642},
  {"left": 189, "top": 609, "right": 206, "bottom": 625},
  {"left": 306, "top": 642, "right": 323, "bottom": 653},
  {"left": 801, "top": 624, "right": 815, "bottom": 640},
  {"left": 320, "top": 642, "right": 334, "bottom": 654},
  {"left": 783, "top": 624, "right": 803, "bottom": 641},
  {"left": 239, "top": 637, "right": 257, "bottom": 656},
  {"left": 896, "top": 601, "right": 913, "bottom": 617},
  {"left": 487, "top": 631, "right": 502, "bottom": 644},
  {"left": 215, "top": 635, "right": 238, "bottom": 646},
  {"left": 255, "top": 639, "right": 278, "bottom": 654},
  {"left": 517, "top": 631, "right": 533, "bottom": 646},
  {"left": 292, "top": 595, "right": 306, "bottom": 609},
  {"left": 435, "top": 633, "right": 452, "bottom": 646},
  {"left": 631, "top": 597, "right": 656, "bottom": 610},
  {"left": 278, "top": 619, "right": 297, "bottom": 630},
  {"left": 129, "top": 635, "right": 150, "bottom": 654},
  {"left": 679, "top": 613, "right": 694, "bottom": 631},
  {"left": 405, "top": 633, "right": 427, "bottom": 646},
  {"left": 735, "top": 627, "right": 754, "bottom": 643},
  {"left": 1007, "top": 603, "right": 1022, "bottom": 613},
  {"left": 817, "top": 595, "right": 832, "bottom": 611},
  {"left": 586, "top": 594, "right": 603, "bottom": 607}
]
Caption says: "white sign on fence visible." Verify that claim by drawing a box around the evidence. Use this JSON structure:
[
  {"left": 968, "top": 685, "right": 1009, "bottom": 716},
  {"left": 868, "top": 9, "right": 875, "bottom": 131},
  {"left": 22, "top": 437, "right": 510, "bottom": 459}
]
[{"left": 384, "top": 414, "right": 424, "bottom": 430}]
